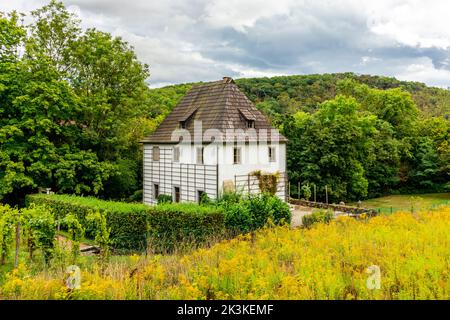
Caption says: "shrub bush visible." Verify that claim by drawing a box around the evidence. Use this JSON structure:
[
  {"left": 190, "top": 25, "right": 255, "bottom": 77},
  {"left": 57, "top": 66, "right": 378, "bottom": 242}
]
[
  {"left": 221, "top": 201, "right": 253, "bottom": 235},
  {"left": 246, "top": 193, "right": 291, "bottom": 229},
  {"left": 147, "top": 203, "right": 225, "bottom": 253},
  {"left": 219, "top": 192, "right": 291, "bottom": 233},
  {"left": 157, "top": 194, "right": 172, "bottom": 204},
  {"left": 26, "top": 194, "right": 149, "bottom": 251},
  {"left": 302, "top": 209, "right": 334, "bottom": 228}
]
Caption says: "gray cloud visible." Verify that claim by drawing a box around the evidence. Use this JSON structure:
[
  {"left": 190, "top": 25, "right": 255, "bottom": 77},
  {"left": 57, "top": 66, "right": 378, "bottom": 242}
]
[{"left": 2, "top": 0, "right": 450, "bottom": 87}]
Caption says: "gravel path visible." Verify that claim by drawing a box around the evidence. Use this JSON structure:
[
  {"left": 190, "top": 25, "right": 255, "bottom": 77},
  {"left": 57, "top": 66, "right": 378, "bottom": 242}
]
[{"left": 290, "top": 205, "right": 315, "bottom": 227}]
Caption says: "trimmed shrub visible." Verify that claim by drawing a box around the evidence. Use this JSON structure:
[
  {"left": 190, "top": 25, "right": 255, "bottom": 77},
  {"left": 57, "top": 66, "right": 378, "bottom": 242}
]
[
  {"left": 219, "top": 192, "right": 291, "bottom": 233},
  {"left": 221, "top": 202, "right": 253, "bottom": 234},
  {"left": 302, "top": 209, "right": 334, "bottom": 228},
  {"left": 246, "top": 193, "right": 291, "bottom": 229},
  {"left": 147, "top": 203, "right": 225, "bottom": 253},
  {"left": 26, "top": 194, "right": 149, "bottom": 251}
]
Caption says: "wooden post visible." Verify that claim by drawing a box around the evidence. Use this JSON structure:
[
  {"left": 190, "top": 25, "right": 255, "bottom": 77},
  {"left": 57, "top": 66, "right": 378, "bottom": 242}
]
[
  {"left": 314, "top": 184, "right": 316, "bottom": 202},
  {"left": 14, "top": 212, "right": 20, "bottom": 269},
  {"left": 298, "top": 181, "right": 300, "bottom": 200},
  {"left": 325, "top": 185, "right": 328, "bottom": 204},
  {"left": 288, "top": 182, "right": 291, "bottom": 200}
]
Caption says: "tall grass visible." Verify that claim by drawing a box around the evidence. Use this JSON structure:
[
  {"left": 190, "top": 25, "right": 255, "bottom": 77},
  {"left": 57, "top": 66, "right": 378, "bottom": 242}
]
[{"left": 1, "top": 205, "right": 450, "bottom": 300}]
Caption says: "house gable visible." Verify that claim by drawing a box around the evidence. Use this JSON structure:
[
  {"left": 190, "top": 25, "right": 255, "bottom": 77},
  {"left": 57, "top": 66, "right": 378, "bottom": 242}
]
[{"left": 141, "top": 77, "right": 287, "bottom": 144}]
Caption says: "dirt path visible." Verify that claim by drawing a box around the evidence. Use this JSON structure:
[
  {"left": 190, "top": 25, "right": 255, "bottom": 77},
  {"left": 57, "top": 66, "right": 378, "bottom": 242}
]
[
  {"left": 290, "top": 205, "right": 349, "bottom": 227},
  {"left": 290, "top": 205, "right": 315, "bottom": 227}
]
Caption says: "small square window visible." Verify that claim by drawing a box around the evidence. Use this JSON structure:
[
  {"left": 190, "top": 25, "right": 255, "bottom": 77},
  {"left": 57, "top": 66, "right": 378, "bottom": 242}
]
[
  {"left": 268, "top": 146, "right": 276, "bottom": 162},
  {"left": 152, "top": 146, "right": 160, "bottom": 161},
  {"left": 233, "top": 147, "right": 241, "bottom": 164},
  {"left": 173, "top": 186, "right": 180, "bottom": 203},
  {"left": 173, "top": 146, "right": 180, "bottom": 162},
  {"left": 197, "top": 147, "right": 204, "bottom": 164},
  {"left": 246, "top": 120, "right": 255, "bottom": 128}
]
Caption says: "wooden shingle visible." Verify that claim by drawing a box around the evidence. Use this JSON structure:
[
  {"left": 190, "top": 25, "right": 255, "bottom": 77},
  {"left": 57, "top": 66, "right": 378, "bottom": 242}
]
[{"left": 141, "top": 77, "right": 287, "bottom": 143}]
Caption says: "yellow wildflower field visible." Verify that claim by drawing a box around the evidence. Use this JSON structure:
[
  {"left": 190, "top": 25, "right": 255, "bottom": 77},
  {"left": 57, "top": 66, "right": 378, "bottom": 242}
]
[{"left": 1, "top": 206, "right": 450, "bottom": 300}]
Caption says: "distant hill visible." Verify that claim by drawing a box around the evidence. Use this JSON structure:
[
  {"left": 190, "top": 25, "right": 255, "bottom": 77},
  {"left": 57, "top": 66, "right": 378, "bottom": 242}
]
[{"left": 146, "top": 73, "right": 450, "bottom": 118}]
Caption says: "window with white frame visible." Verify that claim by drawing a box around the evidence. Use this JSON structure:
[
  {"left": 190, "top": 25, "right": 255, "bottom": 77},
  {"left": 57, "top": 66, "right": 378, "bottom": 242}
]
[
  {"left": 268, "top": 146, "right": 276, "bottom": 162},
  {"left": 173, "top": 146, "right": 180, "bottom": 162},
  {"left": 152, "top": 146, "right": 160, "bottom": 161},
  {"left": 233, "top": 147, "right": 241, "bottom": 164}
]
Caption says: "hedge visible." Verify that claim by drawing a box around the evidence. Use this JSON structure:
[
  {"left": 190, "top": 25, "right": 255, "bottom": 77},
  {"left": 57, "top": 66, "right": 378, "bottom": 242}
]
[
  {"left": 147, "top": 203, "right": 225, "bottom": 253},
  {"left": 26, "top": 194, "right": 149, "bottom": 251},
  {"left": 26, "top": 194, "right": 226, "bottom": 252}
]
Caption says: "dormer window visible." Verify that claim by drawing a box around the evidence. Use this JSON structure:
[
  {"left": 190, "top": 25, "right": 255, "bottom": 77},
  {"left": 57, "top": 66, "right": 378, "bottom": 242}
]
[
  {"left": 179, "top": 106, "right": 199, "bottom": 130},
  {"left": 238, "top": 108, "right": 256, "bottom": 129}
]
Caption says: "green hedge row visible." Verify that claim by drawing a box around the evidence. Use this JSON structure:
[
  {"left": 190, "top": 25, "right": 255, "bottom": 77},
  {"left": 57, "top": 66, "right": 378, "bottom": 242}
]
[
  {"left": 26, "top": 193, "right": 290, "bottom": 252},
  {"left": 26, "top": 194, "right": 149, "bottom": 250},
  {"left": 147, "top": 203, "right": 225, "bottom": 253},
  {"left": 26, "top": 194, "right": 225, "bottom": 252}
]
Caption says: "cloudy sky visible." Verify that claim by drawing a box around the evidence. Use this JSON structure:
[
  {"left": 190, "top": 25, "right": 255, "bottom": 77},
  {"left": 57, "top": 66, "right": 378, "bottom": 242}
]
[{"left": 2, "top": 0, "right": 450, "bottom": 88}]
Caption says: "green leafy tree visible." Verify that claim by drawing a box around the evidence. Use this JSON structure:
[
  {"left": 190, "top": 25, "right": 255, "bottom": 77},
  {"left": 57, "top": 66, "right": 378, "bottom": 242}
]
[
  {"left": 0, "top": 2, "right": 152, "bottom": 203},
  {"left": 283, "top": 96, "right": 378, "bottom": 201}
]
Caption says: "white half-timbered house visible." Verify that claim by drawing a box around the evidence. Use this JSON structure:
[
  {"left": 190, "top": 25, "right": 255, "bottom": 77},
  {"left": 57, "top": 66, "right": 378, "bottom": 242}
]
[{"left": 141, "top": 77, "right": 287, "bottom": 204}]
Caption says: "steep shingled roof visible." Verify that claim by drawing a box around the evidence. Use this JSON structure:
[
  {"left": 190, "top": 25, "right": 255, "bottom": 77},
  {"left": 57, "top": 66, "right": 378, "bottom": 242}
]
[{"left": 141, "top": 77, "right": 287, "bottom": 143}]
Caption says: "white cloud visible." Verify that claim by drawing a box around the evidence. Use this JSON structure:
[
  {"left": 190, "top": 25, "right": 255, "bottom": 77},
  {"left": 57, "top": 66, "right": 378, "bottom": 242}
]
[
  {"left": 367, "top": 0, "right": 450, "bottom": 49},
  {"left": 397, "top": 57, "right": 450, "bottom": 88},
  {"left": 1, "top": 0, "right": 450, "bottom": 87},
  {"left": 203, "top": 0, "right": 296, "bottom": 32}
]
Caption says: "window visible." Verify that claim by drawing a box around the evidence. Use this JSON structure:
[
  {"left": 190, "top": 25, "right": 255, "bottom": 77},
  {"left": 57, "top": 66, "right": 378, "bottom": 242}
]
[
  {"left": 173, "top": 146, "right": 180, "bottom": 162},
  {"left": 173, "top": 186, "right": 180, "bottom": 203},
  {"left": 197, "top": 190, "right": 206, "bottom": 204},
  {"left": 153, "top": 184, "right": 159, "bottom": 199},
  {"left": 268, "top": 146, "right": 276, "bottom": 162},
  {"left": 233, "top": 147, "right": 241, "bottom": 164},
  {"left": 179, "top": 121, "right": 186, "bottom": 129},
  {"left": 152, "top": 146, "right": 160, "bottom": 161},
  {"left": 196, "top": 147, "right": 204, "bottom": 164},
  {"left": 246, "top": 120, "right": 255, "bottom": 128}
]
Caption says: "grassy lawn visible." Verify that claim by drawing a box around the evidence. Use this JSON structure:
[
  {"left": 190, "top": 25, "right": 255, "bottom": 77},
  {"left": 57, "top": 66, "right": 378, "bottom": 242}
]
[{"left": 357, "top": 193, "right": 450, "bottom": 214}]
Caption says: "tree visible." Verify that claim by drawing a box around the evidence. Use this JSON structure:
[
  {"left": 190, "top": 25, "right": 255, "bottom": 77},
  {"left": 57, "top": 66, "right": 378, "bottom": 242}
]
[
  {"left": 0, "top": 2, "right": 152, "bottom": 204},
  {"left": 283, "top": 96, "right": 382, "bottom": 201}
]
